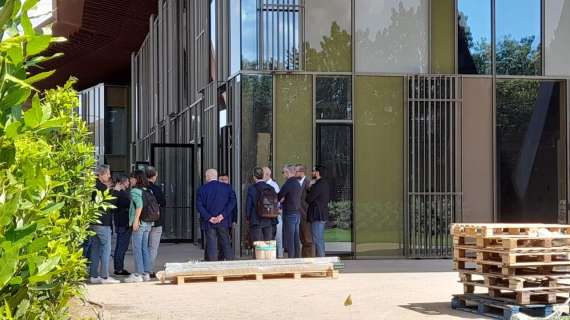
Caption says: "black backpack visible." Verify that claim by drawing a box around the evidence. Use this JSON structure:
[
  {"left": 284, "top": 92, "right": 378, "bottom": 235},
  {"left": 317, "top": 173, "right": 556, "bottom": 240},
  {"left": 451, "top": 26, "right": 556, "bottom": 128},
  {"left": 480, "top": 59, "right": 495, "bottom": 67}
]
[
  {"left": 255, "top": 184, "right": 280, "bottom": 219},
  {"left": 140, "top": 188, "right": 160, "bottom": 222}
]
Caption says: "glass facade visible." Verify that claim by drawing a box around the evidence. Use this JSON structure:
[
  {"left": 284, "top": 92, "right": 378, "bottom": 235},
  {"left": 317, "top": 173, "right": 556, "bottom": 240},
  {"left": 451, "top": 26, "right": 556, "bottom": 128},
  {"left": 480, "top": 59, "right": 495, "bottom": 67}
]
[
  {"left": 431, "top": 0, "right": 455, "bottom": 74},
  {"left": 545, "top": 0, "right": 570, "bottom": 76},
  {"left": 275, "top": 74, "right": 312, "bottom": 181},
  {"left": 355, "top": 0, "right": 429, "bottom": 73},
  {"left": 241, "top": 0, "right": 258, "bottom": 69},
  {"left": 496, "top": 0, "right": 541, "bottom": 75},
  {"left": 104, "top": 107, "right": 127, "bottom": 155},
  {"left": 305, "top": 0, "right": 351, "bottom": 72},
  {"left": 458, "top": 0, "right": 492, "bottom": 74},
  {"left": 230, "top": 0, "right": 240, "bottom": 75},
  {"left": 316, "top": 76, "right": 352, "bottom": 120},
  {"left": 497, "top": 80, "right": 566, "bottom": 223},
  {"left": 210, "top": 0, "right": 217, "bottom": 80},
  {"left": 354, "top": 76, "right": 404, "bottom": 257}
]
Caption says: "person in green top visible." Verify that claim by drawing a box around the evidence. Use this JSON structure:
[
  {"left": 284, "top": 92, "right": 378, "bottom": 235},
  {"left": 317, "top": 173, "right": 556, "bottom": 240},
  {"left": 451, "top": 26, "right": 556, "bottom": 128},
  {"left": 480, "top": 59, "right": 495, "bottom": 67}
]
[{"left": 124, "top": 170, "right": 154, "bottom": 283}]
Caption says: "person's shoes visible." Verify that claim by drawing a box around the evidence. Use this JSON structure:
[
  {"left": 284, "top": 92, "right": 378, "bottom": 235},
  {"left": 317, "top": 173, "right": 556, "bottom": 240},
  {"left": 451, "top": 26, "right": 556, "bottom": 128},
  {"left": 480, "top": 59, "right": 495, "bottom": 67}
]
[
  {"left": 114, "top": 270, "right": 131, "bottom": 276},
  {"left": 149, "top": 272, "right": 156, "bottom": 279},
  {"left": 142, "top": 273, "right": 152, "bottom": 282},
  {"left": 123, "top": 274, "right": 143, "bottom": 283},
  {"left": 89, "top": 277, "right": 103, "bottom": 284},
  {"left": 100, "top": 277, "right": 121, "bottom": 284}
]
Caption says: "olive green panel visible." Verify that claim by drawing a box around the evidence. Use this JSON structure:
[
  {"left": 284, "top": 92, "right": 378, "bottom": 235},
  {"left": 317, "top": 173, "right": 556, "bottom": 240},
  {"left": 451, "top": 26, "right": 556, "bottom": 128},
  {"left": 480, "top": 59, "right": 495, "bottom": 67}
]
[
  {"left": 431, "top": 0, "right": 455, "bottom": 74},
  {"left": 275, "top": 74, "right": 313, "bottom": 184},
  {"left": 354, "top": 76, "right": 404, "bottom": 257}
]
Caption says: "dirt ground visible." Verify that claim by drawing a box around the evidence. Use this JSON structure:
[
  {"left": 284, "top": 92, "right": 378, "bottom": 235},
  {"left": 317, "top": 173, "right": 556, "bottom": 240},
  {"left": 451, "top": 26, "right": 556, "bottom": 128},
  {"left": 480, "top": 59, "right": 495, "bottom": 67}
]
[{"left": 86, "top": 244, "right": 485, "bottom": 320}]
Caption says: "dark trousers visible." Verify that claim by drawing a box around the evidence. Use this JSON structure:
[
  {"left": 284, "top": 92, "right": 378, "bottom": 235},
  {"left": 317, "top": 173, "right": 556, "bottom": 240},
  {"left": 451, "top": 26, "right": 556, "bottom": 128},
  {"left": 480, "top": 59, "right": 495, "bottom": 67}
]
[
  {"left": 206, "top": 225, "right": 233, "bottom": 261},
  {"left": 283, "top": 212, "right": 301, "bottom": 258},
  {"left": 250, "top": 225, "right": 275, "bottom": 242},
  {"left": 300, "top": 213, "right": 314, "bottom": 257},
  {"left": 114, "top": 226, "right": 131, "bottom": 271}
]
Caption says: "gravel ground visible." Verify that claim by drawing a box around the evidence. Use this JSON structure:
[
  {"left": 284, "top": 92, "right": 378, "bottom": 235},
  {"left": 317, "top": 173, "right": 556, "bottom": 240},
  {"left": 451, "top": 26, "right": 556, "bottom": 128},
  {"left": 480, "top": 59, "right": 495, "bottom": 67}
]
[{"left": 86, "top": 244, "right": 485, "bottom": 320}]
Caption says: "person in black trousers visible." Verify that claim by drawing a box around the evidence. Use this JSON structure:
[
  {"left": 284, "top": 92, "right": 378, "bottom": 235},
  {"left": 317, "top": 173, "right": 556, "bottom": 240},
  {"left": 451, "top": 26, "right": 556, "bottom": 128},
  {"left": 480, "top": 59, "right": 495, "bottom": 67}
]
[
  {"left": 306, "top": 165, "right": 331, "bottom": 257},
  {"left": 112, "top": 175, "right": 133, "bottom": 276},
  {"left": 246, "top": 167, "right": 277, "bottom": 248},
  {"left": 278, "top": 164, "right": 302, "bottom": 258}
]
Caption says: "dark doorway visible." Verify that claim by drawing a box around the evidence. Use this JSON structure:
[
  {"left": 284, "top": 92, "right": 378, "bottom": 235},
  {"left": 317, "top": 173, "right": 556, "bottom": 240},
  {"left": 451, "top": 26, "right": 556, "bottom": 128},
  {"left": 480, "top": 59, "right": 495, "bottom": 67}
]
[
  {"left": 497, "top": 80, "right": 567, "bottom": 223},
  {"left": 151, "top": 144, "right": 195, "bottom": 241}
]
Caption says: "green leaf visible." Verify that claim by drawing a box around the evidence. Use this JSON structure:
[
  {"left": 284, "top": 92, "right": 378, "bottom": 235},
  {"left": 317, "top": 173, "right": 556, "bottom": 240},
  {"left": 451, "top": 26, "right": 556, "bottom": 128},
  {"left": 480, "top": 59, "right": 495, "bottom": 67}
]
[
  {"left": 13, "top": 299, "right": 29, "bottom": 318},
  {"left": 4, "top": 119, "right": 20, "bottom": 138},
  {"left": 5, "top": 223, "right": 36, "bottom": 248},
  {"left": 21, "top": 0, "right": 38, "bottom": 11},
  {"left": 40, "top": 202, "right": 63, "bottom": 214},
  {"left": 0, "top": 247, "right": 19, "bottom": 290},
  {"left": 6, "top": 45, "right": 24, "bottom": 65},
  {"left": 37, "top": 117, "right": 64, "bottom": 130},
  {"left": 0, "top": 0, "right": 15, "bottom": 28},
  {"left": 25, "top": 70, "right": 54, "bottom": 84},
  {"left": 5, "top": 74, "right": 37, "bottom": 91},
  {"left": 26, "top": 236, "right": 48, "bottom": 253},
  {"left": 35, "top": 255, "right": 59, "bottom": 276},
  {"left": 26, "top": 35, "right": 51, "bottom": 56},
  {"left": 23, "top": 94, "right": 42, "bottom": 127}
]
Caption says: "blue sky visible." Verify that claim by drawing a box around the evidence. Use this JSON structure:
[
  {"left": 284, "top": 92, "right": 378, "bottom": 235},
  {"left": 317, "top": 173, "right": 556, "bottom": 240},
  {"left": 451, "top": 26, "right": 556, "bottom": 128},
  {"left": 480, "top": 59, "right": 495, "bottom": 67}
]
[{"left": 459, "top": 0, "right": 541, "bottom": 46}]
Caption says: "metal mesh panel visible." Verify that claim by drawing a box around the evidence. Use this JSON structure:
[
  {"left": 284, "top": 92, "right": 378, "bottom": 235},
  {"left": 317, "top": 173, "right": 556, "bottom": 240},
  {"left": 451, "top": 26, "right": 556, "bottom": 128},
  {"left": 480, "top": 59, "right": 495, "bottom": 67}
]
[{"left": 405, "top": 75, "right": 462, "bottom": 258}]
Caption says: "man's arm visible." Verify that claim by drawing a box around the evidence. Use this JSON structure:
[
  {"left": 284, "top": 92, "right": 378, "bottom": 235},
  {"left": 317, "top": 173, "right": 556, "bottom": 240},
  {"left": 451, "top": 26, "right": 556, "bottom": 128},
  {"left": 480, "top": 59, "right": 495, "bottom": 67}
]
[
  {"left": 306, "top": 181, "right": 321, "bottom": 204},
  {"left": 245, "top": 187, "right": 255, "bottom": 222},
  {"left": 196, "top": 188, "right": 213, "bottom": 221},
  {"left": 278, "top": 182, "right": 288, "bottom": 202},
  {"left": 223, "top": 186, "right": 237, "bottom": 220},
  {"left": 152, "top": 185, "right": 167, "bottom": 207}
]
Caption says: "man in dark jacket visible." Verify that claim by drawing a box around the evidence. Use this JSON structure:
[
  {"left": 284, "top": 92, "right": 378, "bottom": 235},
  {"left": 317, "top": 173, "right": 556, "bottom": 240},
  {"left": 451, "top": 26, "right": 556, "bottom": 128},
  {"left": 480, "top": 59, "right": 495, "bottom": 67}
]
[
  {"left": 89, "top": 165, "right": 120, "bottom": 284},
  {"left": 278, "top": 164, "right": 302, "bottom": 258},
  {"left": 306, "top": 165, "right": 331, "bottom": 257},
  {"left": 296, "top": 164, "right": 314, "bottom": 257},
  {"left": 147, "top": 167, "right": 166, "bottom": 278},
  {"left": 112, "top": 175, "right": 132, "bottom": 276},
  {"left": 197, "top": 169, "right": 237, "bottom": 261},
  {"left": 246, "top": 167, "right": 277, "bottom": 245}
]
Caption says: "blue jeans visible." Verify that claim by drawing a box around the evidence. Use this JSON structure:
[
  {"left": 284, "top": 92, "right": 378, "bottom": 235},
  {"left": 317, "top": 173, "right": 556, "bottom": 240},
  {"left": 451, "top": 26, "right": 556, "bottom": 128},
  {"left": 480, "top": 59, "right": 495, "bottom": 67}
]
[
  {"left": 311, "top": 221, "right": 326, "bottom": 257},
  {"left": 206, "top": 225, "right": 233, "bottom": 261},
  {"left": 131, "top": 223, "right": 153, "bottom": 275},
  {"left": 113, "top": 227, "right": 131, "bottom": 272},
  {"left": 283, "top": 212, "right": 301, "bottom": 258},
  {"left": 89, "top": 225, "right": 112, "bottom": 278}
]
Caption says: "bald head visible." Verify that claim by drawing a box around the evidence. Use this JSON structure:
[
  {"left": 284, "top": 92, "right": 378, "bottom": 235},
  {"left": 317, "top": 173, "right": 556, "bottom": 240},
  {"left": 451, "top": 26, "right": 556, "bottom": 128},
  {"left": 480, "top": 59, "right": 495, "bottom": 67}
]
[
  {"left": 205, "top": 169, "right": 218, "bottom": 182},
  {"left": 262, "top": 167, "right": 272, "bottom": 181}
]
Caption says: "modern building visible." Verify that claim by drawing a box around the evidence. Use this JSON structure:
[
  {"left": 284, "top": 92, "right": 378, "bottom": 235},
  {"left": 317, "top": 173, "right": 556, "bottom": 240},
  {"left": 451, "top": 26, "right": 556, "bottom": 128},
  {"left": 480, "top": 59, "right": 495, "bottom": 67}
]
[{"left": 130, "top": 0, "right": 570, "bottom": 258}]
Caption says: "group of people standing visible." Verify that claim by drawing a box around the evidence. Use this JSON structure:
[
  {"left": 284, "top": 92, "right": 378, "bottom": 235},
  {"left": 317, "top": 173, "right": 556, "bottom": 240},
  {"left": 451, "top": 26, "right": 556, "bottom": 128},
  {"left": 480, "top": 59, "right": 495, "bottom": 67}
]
[
  {"left": 86, "top": 165, "right": 165, "bottom": 284},
  {"left": 198, "top": 164, "right": 330, "bottom": 260}
]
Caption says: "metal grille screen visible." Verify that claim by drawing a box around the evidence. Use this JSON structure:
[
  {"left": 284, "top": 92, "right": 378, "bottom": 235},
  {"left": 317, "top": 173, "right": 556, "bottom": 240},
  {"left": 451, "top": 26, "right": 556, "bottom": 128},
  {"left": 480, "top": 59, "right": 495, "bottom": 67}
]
[
  {"left": 260, "top": 0, "right": 302, "bottom": 70},
  {"left": 405, "top": 76, "right": 462, "bottom": 258}
]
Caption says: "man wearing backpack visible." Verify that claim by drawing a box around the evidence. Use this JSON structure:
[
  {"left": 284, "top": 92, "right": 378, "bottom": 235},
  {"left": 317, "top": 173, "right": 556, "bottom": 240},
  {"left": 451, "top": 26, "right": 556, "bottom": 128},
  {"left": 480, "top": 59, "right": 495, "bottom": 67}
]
[
  {"left": 197, "top": 169, "right": 236, "bottom": 261},
  {"left": 246, "top": 167, "right": 278, "bottom": 247}
]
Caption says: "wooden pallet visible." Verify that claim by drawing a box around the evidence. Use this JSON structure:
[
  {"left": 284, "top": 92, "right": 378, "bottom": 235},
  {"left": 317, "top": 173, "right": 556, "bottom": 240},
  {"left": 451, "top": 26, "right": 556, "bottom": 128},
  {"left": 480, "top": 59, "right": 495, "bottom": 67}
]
[
  {"left": 460, "top": 278, "right": 570, "bottom": 304},
  {"left": 451, "top": 223, "right": 570, "bottom": 238},
  {"left": 459, "top": 270, "right": 570, "bottom": 290},
  {"left": 451, "top": 294, "right": 561, "bottom": 319},
  {"left": 173, "top": 270, "right": 339, "bottom": 285},
  {"left": 454, "top": 235, "right": 570, "bottom": 250}
]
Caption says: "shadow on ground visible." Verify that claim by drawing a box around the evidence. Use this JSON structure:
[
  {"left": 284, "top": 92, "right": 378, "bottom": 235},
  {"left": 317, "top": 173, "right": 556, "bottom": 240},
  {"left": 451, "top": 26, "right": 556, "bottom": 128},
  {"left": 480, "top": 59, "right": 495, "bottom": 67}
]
[{"left": 399, "top": 302, "right": 481, "bottom": 319}]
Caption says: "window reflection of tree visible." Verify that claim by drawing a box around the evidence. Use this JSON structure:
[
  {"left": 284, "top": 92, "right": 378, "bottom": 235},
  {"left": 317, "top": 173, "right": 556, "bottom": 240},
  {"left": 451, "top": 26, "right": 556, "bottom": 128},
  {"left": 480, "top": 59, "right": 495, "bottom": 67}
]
[{"left": 305, "top": 22, "right": 351, "bottom": 72}]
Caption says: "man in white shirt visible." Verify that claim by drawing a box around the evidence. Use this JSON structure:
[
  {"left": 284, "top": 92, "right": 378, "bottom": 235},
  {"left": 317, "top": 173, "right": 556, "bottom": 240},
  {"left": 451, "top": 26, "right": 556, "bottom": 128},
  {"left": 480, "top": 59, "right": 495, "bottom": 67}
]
[{"left": 263, "top": 167, "right": 283, "bottom": 258}]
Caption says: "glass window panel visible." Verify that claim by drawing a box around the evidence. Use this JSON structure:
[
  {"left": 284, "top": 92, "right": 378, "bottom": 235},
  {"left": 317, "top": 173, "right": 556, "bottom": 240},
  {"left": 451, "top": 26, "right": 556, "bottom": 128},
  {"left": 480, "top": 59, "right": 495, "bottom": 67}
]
[
  {"left": 355, "top": 0, "right": 429, "bottom": 73},
  {"left": 104, "top": 107, "right": 127, "bottom": 155},
  {"left": 275, "top": 74, "right": 312, "bottom": 183},
  {"left": 354, "top": 76, "right": 404, "bottom": 257},
  {"left": 316, "top": 76, "right": 352, "bottom": 120},
  {"left": 241, "top": 0, "right": 258, "bottom": 69},
  {"left": 210, "top": 0, "right": 217, "bottom": 80},
  {"left": 458, "top": 0, "right": 492, "bottom": 74},
  {"left": 545, "top": 0, "right": 570, "bottom": 76},
  {"left": 230, "top": 0, "right": 241, "bottom": 74},
  {"left": 495, "top": 0, "right": 541, "bottom": 75},
  {"left": 316, "top": 124, "right": 353, "bottom": 253},
  {"left": 305, "top": 0, "right": 351, "bottom": 72},
  {"left": 496, "top": 80, "right": 566, "bottom": 223},
  {"left": 431, "top": 0, "right": 455, "bottom": 73}
]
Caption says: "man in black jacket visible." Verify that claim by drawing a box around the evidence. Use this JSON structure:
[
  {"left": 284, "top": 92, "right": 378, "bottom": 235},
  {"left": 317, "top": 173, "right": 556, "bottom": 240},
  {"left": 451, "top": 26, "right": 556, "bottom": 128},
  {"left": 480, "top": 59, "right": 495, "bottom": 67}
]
[
  {"left": 112, "top": 175, "right": 132, "bottom": 276},
  {"left": 278, "top": 164, "right": 302, "bottom": 258},
  {"left": 89, "top": 165, "right": 120, "bottom": 284},
  {"left": 306, "top": 165, "right": 330, "bottom": 257},
  {"left": 147, "top": 167, "right": 166, "bottom": 278}
]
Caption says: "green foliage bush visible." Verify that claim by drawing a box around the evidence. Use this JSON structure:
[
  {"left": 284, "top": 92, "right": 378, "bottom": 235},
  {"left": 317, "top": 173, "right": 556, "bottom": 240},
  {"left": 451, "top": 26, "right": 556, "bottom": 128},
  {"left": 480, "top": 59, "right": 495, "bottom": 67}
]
[
  {"left": 328, "top": 201, "right": 352, "bottom": 230},
  {"left": 0, "top": 0, "right": 101, "bottom": 318}
]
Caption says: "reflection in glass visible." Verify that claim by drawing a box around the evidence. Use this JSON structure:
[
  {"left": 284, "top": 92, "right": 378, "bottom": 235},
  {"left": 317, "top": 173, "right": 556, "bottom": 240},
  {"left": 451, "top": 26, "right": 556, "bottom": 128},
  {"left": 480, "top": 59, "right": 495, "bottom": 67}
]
[
  {"left": 316, "top": 77, "right": 352, "bottom": 120},
  {"left": 496, "top": 0, "right": 541, "bottom": 75},
  {"left": 497, "top": 80, "right": 566, "bottom": 223},
  {"left": 545, "top": 0, "right": 570, "bottom": 76},
  {"left": 305, "top": 0, "right": 351, "bottom": 72},
  {"left": 105, "top": 107, "right": 127, "bottom": 155},
  {"left": 241, "top": 0, "right": 257, "bottom": 69},
  {"left": 316, "top": 124, "right": 353, "bottom": 252},
  {"left": 355, "top": 0, "right": 428, "bottom": 73},
  {"left": 261, "top": 0, "right": 301, "bottom": 70},
  {"left": 230, "top": 0, "right": 240, "bottom": 74},
  {"left": 458, "top": 0, "right": 491, "bottom": 74},
  {"left": 210, "top": 0, "right": 216, "bottom": 80}
]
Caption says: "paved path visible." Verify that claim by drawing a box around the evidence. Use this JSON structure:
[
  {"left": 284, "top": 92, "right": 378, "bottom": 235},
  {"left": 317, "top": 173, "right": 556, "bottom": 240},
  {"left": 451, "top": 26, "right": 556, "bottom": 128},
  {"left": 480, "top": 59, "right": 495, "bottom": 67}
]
[{"left": 87, "top": 244, "right": 484, "bottom": 320}]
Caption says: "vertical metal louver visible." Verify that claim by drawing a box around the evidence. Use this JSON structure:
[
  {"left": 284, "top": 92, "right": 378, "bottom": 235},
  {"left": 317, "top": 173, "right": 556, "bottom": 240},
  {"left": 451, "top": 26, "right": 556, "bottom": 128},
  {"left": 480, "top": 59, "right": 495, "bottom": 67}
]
[{"left": 405, "top": 76, "right": 463, "bottom": 258}]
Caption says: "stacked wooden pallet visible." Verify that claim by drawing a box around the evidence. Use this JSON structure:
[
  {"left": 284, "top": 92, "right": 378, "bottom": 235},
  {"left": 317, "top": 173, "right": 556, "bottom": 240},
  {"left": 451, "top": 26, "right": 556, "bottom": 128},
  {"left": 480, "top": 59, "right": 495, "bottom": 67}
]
[{"left": 451, "top": 223, "right": 570, "bottom": 319}]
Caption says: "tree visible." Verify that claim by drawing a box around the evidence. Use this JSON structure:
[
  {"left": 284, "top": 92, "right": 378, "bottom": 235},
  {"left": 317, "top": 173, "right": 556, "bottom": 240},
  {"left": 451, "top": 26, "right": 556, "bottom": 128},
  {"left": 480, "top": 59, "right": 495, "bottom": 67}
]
[{"left": 0, "top": 0, "right": 102, "bottom": 318}]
